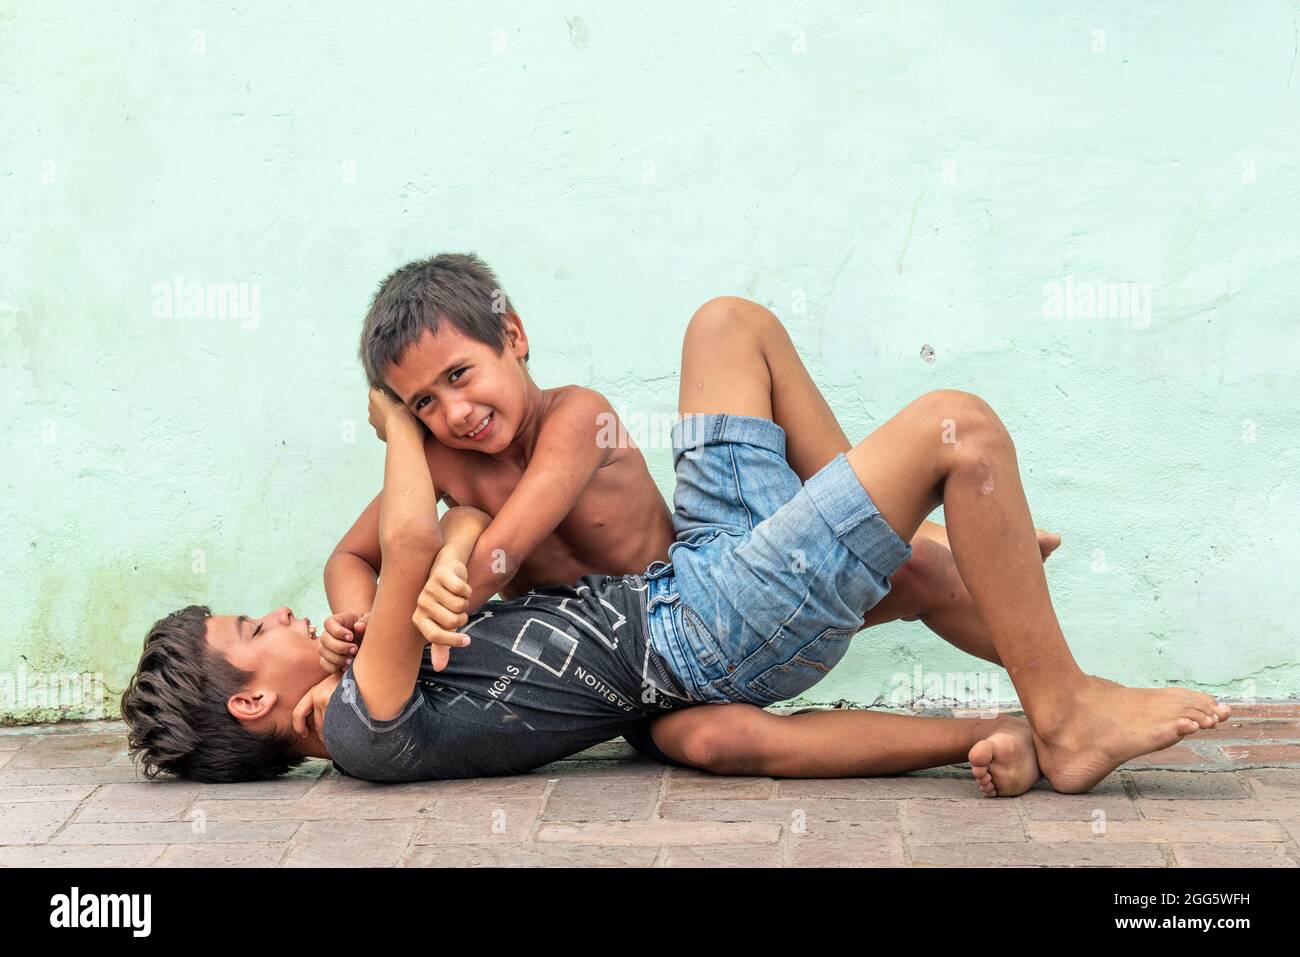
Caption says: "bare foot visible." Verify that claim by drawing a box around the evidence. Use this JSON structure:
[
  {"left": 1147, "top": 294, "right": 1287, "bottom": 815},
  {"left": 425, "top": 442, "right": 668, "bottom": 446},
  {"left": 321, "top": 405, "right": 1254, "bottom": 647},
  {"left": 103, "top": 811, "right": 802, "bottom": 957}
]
[
  {"left": 969, "top": 716, "right": 1040, "bottom": 797},
  {"left": 1087, "top": 674, "right": 1221, "bottom": 731},
  {"left": 1031, "top": 677, "right": 1231, "bottom": 794}
]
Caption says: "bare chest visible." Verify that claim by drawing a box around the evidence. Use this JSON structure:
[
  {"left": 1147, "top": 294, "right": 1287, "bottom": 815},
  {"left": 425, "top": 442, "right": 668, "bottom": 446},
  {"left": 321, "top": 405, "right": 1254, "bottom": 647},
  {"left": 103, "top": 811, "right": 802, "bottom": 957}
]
[{"left": 430, "top": 444, "right": 671, "bottom": 584}]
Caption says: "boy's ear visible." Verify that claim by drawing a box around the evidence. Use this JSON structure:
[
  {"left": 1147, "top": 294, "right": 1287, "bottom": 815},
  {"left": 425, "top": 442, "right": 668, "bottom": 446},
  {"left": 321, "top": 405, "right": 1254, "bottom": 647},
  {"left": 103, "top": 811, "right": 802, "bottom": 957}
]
[
  {"left": 227, "top": 689, "right": 278, "bottom": 724},
  {"left": 504, "top": 312, "right": 528, "bottom": 359}
]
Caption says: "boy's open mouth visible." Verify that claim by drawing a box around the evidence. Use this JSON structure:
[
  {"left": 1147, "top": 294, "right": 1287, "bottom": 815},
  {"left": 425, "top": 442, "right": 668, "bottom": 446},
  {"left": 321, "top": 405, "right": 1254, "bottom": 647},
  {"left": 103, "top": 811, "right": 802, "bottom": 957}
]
[{"left": 463, "top": 412, "right": 494, "bottom": 441}]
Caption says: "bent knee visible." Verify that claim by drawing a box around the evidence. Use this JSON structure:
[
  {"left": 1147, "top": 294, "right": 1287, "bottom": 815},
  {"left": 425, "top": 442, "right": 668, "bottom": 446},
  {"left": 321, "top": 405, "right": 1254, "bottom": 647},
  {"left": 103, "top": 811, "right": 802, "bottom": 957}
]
[
  {"left": 913, "top": 388, "right": 996, "bottom": 422},
  {"left": 911, "top": 389, "right": 1013, "bottom": 455},
  {"left": 686, "top": 296, "right": 785, "bottom": 346}
]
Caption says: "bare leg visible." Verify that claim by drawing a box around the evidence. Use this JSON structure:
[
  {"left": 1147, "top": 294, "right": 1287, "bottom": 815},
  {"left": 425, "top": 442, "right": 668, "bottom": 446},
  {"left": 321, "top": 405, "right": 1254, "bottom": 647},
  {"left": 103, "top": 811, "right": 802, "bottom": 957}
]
[
  {"left": 678, "top": 296, "right": 851, "bottom": 481},
  {"left": 647, "top": 702, "right": 1041, "bottom": 797},
  {"left": 677, "top": 297, "right": 1228, "bottom": 793},
  {"left": 839, "top": 391, "right": 1227, "bottom": 792},
  {"left": 868, "top": 525, "right": 1061, "bottom": 661}
]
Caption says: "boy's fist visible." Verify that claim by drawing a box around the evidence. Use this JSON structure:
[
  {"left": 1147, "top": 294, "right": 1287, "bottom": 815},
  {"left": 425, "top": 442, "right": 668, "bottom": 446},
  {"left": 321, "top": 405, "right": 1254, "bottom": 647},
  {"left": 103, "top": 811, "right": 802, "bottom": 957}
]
[
  {"left": 319, "top": 611, "right": 368, "bottom": 674},
  {"left": 413, "top": 559, "right": 474, "bottom": 672}
]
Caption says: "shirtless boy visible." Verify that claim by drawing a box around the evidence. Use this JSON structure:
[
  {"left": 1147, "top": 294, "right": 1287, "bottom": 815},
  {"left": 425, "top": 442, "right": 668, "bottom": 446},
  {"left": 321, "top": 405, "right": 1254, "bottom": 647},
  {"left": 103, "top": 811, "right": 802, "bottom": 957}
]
[{"left": 320, "top": 252, "right": 674, "bottom": 674}]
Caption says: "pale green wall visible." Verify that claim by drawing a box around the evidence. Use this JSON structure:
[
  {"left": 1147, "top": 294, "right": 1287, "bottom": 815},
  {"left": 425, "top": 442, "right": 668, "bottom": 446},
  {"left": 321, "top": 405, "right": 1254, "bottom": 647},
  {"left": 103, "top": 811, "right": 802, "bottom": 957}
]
[{"left": 3, "top": 1, "right": 1298, "bottom": 723}]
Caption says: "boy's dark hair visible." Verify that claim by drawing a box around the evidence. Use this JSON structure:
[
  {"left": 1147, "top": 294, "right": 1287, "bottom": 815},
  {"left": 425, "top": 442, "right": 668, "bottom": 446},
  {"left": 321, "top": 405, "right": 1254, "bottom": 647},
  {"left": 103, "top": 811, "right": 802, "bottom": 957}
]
[
  {"left": 120, "top": 605, "right": 307, "bottom": 783},
  {"left": 360, "top": 251, "right": 527, "bottom": 396}
]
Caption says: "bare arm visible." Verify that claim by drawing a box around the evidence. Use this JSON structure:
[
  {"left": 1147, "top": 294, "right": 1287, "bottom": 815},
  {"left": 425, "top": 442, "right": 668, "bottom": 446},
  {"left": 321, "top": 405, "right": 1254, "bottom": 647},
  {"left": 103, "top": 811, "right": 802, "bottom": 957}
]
[
  {"left": 350, "top": 390, "right": 446, "bottom": 721},
  {"left": 411, "top": 507, "right": 491, "bottom": 657},
  {"left": 458, "top": 388, "right": 613, "bottom": 612},
  {"left": 325, "top": 425, "right": 459, "bottom": 616},
  {"left": 324, "top": 493, "right": 381, "bottom": 615},
  {"left": 436, "top": 506, "right": 493, "bottom": 568}
]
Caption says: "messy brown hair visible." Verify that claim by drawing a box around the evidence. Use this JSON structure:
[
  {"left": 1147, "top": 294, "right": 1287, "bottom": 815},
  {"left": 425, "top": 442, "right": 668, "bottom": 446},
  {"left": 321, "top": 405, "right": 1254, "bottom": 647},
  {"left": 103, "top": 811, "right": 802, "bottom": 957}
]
[
  {"left": 360, "top": 251, "right": 527, "bottom": 396},
  {"left": 120, "top": 605, "right": 307, "bottom": 783}
]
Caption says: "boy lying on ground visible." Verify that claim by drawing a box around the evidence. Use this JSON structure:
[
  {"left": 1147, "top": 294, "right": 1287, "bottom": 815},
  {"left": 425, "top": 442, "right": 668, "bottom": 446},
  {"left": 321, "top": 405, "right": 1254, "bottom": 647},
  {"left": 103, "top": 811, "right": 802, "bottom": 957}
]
[{"left": 123, "top": 302, "right": 1229, "bottom": 794}]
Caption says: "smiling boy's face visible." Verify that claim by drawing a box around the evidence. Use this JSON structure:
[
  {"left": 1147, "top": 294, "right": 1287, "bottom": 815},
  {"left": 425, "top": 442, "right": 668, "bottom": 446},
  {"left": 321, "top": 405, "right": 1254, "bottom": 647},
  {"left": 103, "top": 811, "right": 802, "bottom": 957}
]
[
  {"left": 383, "top": 315, "right": 530, "bottom": 453},
  {"left": 204, "top": 607, "right": 324, "bottom": 734}
]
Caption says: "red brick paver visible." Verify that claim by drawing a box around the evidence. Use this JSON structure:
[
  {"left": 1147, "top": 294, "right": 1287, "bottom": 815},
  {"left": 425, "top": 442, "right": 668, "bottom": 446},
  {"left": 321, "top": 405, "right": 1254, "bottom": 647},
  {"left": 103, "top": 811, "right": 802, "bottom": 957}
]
[{"left": 1, "top": 703, "right": 1296, "bottom": 867}]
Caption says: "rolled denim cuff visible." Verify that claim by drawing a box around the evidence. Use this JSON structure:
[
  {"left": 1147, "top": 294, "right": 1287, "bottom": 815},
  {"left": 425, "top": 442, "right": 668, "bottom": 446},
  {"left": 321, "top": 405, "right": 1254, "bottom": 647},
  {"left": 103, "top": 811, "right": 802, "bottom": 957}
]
[
  {"left": 671, "top": 413, "right": 787, "bottom": 466},
  {"left": 803, "top": 453, "right": 912, "bottom": 577}
]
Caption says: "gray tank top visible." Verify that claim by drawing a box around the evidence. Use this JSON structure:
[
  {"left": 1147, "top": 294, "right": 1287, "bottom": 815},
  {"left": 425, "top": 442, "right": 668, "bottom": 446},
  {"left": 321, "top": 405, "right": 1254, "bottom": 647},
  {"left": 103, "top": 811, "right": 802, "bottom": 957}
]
[{"left": 322, "top": 573, "right": 691, "bottom": 781}]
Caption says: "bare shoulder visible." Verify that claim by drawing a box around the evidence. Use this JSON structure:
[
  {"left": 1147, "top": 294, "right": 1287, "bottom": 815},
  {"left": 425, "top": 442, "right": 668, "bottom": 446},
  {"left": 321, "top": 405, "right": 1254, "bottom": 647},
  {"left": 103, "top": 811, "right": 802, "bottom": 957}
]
[
  {"left": 541, "top": 386, "right": 617, "bottom": 435},
  {"left": 547, "top": 384, "right": 614, "bottom": 416}
]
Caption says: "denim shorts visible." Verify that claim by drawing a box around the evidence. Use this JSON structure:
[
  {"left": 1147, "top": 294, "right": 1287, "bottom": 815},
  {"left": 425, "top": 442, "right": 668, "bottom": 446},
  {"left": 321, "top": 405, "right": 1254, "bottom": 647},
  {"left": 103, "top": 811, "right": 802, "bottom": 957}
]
[{"left": 644, "top": 413, "right": 912, "bottom": 707}]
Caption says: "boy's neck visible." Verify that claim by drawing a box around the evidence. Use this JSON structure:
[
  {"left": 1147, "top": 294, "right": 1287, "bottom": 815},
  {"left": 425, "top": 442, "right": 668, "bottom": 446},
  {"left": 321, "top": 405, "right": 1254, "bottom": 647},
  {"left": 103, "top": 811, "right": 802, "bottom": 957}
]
[
  {"left": 485, "top": 373, "right": 550, "bottom": 470},
  {"left": 297, "top": 728, "right": 330, "bottom": 761}
]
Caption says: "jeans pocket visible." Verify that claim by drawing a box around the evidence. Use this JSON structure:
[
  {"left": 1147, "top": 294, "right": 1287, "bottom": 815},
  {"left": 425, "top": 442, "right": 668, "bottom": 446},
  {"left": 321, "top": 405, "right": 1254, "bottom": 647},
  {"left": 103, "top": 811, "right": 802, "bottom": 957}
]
[
  {"left": 745, "top": 626, "right": 858, "bottom": 705},
  {"left": 678, "top": 602, "right": 727, "bottom": 672}
]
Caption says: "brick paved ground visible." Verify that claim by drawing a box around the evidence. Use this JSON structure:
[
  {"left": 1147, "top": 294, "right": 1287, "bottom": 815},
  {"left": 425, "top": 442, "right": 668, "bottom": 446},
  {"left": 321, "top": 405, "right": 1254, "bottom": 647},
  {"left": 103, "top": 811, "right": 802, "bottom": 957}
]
[{"left": 1, "top": 703, "right": 1297, "bottom": 867}]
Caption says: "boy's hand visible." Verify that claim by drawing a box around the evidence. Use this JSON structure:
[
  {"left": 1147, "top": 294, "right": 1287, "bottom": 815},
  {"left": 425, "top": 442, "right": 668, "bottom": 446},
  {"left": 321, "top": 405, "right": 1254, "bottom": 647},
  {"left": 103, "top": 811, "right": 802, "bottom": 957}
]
[
  {"left": 292, "top": 672, "right": 342, "bottom": 739},
  {"left": 413, "top": 559, "right": 474, "bottom": 672},
  {"left": 367, "top": 386, "right": 414, "bottom": 442},
  {"left": 319, "top": 611, "right": 369, "bottom": 674}
]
